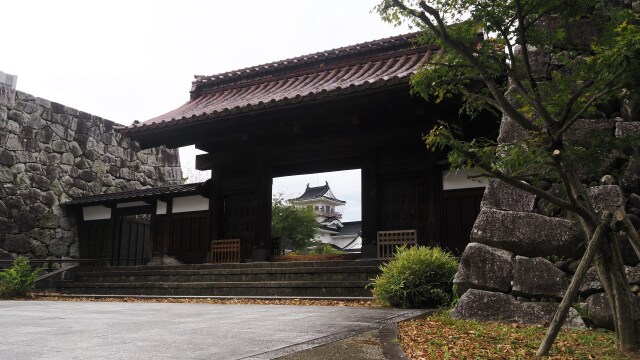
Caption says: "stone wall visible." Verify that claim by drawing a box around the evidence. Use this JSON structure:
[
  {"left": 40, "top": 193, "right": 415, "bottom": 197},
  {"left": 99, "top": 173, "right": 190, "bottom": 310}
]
[
  {"left": 452, "top": 107, "right": 640, "bottom": 329},
  {"left": 450, "top": 8, "right": 640, "bottom": 329},
  {"left": 0, "top": 87, "right": 183, "bottom": 261}
]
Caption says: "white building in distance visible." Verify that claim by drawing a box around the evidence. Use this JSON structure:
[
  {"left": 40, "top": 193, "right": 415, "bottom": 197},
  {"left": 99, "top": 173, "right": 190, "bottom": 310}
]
[{"left": 291, "top": 181, "right": 361, "bottom": 251}]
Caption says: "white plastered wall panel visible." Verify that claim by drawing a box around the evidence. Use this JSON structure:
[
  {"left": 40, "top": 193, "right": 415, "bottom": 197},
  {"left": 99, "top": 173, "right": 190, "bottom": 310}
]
[
  {"left": 172, "top": 195, "right": 209, "bottom": 213},
  {"left": 82, "top": 205, "right": 112, "bottom": 221},
  {"left": 442, "top": 168, "right": 488, "bottom": 190}
]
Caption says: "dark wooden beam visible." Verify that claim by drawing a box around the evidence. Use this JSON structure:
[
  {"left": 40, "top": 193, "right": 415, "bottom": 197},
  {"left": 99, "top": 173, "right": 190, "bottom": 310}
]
[{"left": 361, "top": 147, "right": 379, "bottom": 259}]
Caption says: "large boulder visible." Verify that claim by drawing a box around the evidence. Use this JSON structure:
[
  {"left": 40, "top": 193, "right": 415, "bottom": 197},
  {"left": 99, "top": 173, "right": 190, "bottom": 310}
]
[
  {"left": 586, "top": 292, "right": 640, "bottom": 331},
  {"left": 451, "top": 289, "right": 585, "bottom": 328},
  {"left": 620, "top": 156, "right": 640, "bottom": 193},
  {"left": 615, "top": 121, "right": 640, "bottom": 137},
  {"left": 621, "top": 92, "right": 640, "bottom": 122},
  {"left": 497, "top": 114, "right": 529, "bottom": 144},
  {"left": 3, "top": 234, "right": 31, "bottom": 253},
  {"left": 580, "top": 266, "right": 640, "bottom": 298},
  {"left": 512, "top": 256, "right": 569, "bottom": 300},
  {"left": 565, "top": 119, "right": 616, "bottom": 144},
  {"left": 471, "top": 208, "right": 582, "bottom": 258},
  {"left": 480, "top": 179, "right": 536, "bottom": 212},
  {"left": 585, "top": 186, "right": 624, "bottom": 215},
  {"left": 453, "top": 243, "right": 514, "bottom": 295}
]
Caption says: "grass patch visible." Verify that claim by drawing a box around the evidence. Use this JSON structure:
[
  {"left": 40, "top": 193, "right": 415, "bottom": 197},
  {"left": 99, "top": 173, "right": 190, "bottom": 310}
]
[{"left": 398, "top": 312, "right": 635, "bottom": 359}]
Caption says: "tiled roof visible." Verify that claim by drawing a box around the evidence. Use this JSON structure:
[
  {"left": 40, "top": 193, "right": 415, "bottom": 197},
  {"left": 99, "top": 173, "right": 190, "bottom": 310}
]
[
  {"left": 294, "top": 182, "right": 345, "bottom": 204},
  {"left": 62, "top": 183, "right": 202, "bottom": 207},
  {"left": 120, "top": 31, "right": 437, "bottom": 135},
  {"left": 338, "top": 221, "right": 362, "bottom": 236}
]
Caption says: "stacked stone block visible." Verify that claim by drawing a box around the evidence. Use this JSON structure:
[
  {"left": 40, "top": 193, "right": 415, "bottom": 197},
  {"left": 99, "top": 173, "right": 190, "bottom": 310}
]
[
  {"left": 0, "top": 87, "right": 183, "bottom": 262},
  {"left": 452, "top": 116, "right": 640, "bottom": 328}
]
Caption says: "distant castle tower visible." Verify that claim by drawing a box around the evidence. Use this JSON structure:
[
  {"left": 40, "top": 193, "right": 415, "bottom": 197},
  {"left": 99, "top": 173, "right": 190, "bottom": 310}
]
[{"left": 292, "top": 181, "right": 361, "bottom": 251}]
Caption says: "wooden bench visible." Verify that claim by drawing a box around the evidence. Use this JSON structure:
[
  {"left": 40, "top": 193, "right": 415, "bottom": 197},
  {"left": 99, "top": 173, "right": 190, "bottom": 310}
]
[
  {"left": 210, "top": 239, "right": 241, "bottom": 263},
  {"left": 377, "top": 230, "right": 417, "bottom": 259}
]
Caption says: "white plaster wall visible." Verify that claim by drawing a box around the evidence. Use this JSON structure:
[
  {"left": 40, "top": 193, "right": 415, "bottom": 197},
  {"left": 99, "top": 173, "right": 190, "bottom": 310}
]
[
  {"left": 316, "top": 231, "right": 334, "bottom": 244},
  {"left": 82, "top": 206, "right": 112, "bottom": 221},
  {"left": 442, "top": 168, "right": 487, "bottom": 190},
  {"left": 156, "top": 200, "right": 167, "bottom": 215},
  {"left": 172, "top": 195, "right": 209, "bottom": 213}
]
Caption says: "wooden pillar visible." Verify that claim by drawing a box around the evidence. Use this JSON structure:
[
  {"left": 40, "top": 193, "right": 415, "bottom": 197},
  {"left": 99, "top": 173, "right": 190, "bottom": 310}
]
[
  {"left": 361, "top": 148, "right": 379, "bottom": 258},
  {"left": 146, "top": 200, "right": 158, "bottom": 261},
  {"left": 163, "top": 198, "right": 173, "bottom": 255},
  {"left": 209, "top": 162, "right": 223, "bottom": 242},
  {"left": 108, "top": 204, "right": 119, "bottom": 266},
  {"left": 252, "top": 154, "right": 272, "bottom": 261}
]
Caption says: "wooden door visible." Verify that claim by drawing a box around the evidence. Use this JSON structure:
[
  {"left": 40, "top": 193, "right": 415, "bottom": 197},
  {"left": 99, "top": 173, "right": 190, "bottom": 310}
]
[
  {"left": 114, "top": 215, "right": 150, "bottom": 266},
  {"left": 223, "top": 193, "right": 256, "bottom": 261},
  {"left": 169, "top": 211, "right": 210, "bottom": 263},
  {"left": 79, "top": 220, "right": 112, "bottom": 260},
  {"left": 442, "top": 188, "right": 484, "bottom": 254},
  {"left": 378, "top": 178, "right": 429, "bottom": 244}
]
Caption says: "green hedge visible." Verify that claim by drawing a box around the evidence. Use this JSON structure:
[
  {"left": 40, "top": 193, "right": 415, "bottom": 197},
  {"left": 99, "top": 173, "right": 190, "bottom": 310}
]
[
  {"left": 369, "top": 246, "right": 458, "bottom": 308},
  {"left": 0, "top": 256, "right": 42, "bottom": 298}
]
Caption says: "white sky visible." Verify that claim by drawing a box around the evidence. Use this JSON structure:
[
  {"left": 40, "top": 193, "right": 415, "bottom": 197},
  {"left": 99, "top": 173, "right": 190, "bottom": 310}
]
[{"left": 2, "top": 0, "right": 411, "bottom": 221}]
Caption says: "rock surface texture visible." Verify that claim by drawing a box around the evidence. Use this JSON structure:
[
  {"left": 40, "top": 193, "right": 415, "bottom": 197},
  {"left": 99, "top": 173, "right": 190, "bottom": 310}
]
[
  {"left": 451, "top": 289, "right": 585, "bottom": 328},
  {"left": 451, "top": 10, "right": 640, "bottom": 330},
  {"left": 455, "top": 101, "right": 640, "bottom": 329},
  {"left": 0, "top": 88, "right": 182, "bottom": 261}
]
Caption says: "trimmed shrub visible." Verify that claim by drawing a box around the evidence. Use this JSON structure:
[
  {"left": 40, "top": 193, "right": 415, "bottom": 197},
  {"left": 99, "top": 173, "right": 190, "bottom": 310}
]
[
  {"left": 369, "top": 245, "right": 458, "bottom": 308},
  {"left": 291, "top": 241, "right": 344, "bottom": 255},
  {"left": 0, "top": 256, "right": 43, "bottom": 298}
]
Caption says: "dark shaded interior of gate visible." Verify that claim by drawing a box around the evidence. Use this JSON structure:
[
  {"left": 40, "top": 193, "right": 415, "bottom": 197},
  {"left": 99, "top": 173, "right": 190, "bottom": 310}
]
[{"left": 131, "top": 89, "right": 498, "bottom": 260}]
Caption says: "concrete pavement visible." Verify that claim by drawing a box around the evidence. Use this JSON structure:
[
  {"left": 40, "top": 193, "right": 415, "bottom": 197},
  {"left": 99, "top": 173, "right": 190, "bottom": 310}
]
[{"left": 0, "top": 301, "right": 424, "bottom": 359}]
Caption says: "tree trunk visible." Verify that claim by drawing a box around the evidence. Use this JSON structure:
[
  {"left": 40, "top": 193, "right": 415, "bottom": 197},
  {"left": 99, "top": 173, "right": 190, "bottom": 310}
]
[
  {"left": 594, "top": 233, "right": 640, "bottom": 352},
  {"left": 536, "top": 214, "right": 610, "bottom": 357},
  {"left": 554, "top": 173, "right": 639, "bottom": 353}
]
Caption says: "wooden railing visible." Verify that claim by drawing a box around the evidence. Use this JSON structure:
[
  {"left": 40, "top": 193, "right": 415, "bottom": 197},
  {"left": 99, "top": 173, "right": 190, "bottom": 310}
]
[
  {"left": 210, "top": 239, "right": 241, "bottom": 263},
  {"left": 377, "top": 230, "right": 417, "bottom": 259}
]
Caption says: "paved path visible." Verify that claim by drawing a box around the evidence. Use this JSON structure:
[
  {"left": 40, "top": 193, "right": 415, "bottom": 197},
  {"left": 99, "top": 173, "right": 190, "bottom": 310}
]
[{"left": 0, "top": 301, "right": 423, "bottom": 360}]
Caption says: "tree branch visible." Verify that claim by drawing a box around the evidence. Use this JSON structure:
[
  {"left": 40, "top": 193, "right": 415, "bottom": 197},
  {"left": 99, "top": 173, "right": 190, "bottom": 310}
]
[
  {"left": 513, "top": 0, "right": 558, "bottom": 127},
  {"left": 558, "top": 79, "right": 596, "bottom": 124},
  {"left": 555, "top": 64, "right": 628, "bottom": 141},
  {"left": 536, "top": 211, "right": 612, "bottom": 357},
  {"left": 459, "top": 148, "right": 582, "bottom": 213},
  {"left": 390, "top": 0, "right": 542, "bottom": 133},
  {"left": 614, "top": 208, "right": 640, "bottom": 260}
]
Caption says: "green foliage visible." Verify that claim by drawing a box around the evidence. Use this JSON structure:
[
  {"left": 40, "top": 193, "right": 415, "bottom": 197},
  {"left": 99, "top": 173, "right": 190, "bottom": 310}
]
[
  {"left": 376, "top": 0, "right": 640, "bottom": 192},
  {"left": 291, "top": 241, "right": 344, "bottom": 255},
  {"left": 271, "top": 196, "right": 318, "bottom": 251},
  {"left": 0, "top": 256, "right": 43, "bottom": 298},
  {"left": 376, "top": 0, "right": 640, "bottom": 352},
  {"left": 369, "top": 246, "right": 459, "bottom": 308}
]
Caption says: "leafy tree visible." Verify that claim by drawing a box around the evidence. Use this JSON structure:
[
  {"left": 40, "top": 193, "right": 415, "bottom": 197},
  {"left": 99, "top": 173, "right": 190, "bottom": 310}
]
[
  {"left": 0, "top": 256, "right": 43, "bottom": 298},
  {"left": 271, "top": 196, "right": 318, "bottom": 251},
  {"left": 376, "top": 0, "right": 640, "bottom": 355}
]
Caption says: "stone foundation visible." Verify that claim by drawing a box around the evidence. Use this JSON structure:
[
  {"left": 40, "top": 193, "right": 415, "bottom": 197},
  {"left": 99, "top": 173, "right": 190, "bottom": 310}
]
[{"left": 453, "top": 116, "right": 640, "bottom": 328}]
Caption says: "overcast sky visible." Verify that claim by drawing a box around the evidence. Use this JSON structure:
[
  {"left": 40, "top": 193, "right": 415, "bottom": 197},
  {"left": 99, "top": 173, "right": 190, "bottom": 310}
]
[{"left": 3, "top": 0, "right": 411, "bottom": 221}]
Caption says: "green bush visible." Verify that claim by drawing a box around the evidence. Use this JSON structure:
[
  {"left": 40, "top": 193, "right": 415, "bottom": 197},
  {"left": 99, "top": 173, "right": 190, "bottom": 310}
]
[
  {"left": 291, "top": 241, "right": 344, "bottom": 255},
  {"left": 369, "top": 245, "right": 459, "bottom": 308},
  {"left": 0, "top": 256, "right": 43, "bottom": 298}
]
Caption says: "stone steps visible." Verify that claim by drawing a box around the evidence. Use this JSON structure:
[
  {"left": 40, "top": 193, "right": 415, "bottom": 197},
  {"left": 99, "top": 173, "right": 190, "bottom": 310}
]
[
  {"left": 56, "top": 260, "right": 384, "bottom": 298},
  {"left": 72, "top": 268, "right": 379, "bottom": 283}
]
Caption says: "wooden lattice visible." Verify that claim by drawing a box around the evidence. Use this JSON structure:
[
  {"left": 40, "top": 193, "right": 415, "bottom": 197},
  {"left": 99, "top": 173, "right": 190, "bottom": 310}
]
[
  {"left": 210, "top": 239, "right": 241, "bottom": 263},
  {"left": 377, "top": 230, "right": 417, "bottom": 259}
]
